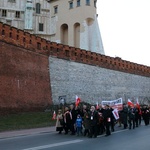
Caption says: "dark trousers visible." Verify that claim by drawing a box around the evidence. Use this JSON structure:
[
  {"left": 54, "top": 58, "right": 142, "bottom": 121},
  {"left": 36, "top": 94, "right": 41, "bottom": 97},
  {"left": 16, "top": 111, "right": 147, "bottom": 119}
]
[
  {"left": 84, "top": 129, "right": 89, "bottom": 136},
  {"left": 70, "top": 123, "right": 75, "bottom": 134},
  {"left": 128, "top": 118, "right": 135, "bottom": 129},
  {"left": 144, "top": 117, "right": 149, "bottom": 126},
  {"left": 105, "top": 122, "right": 111, "bottom": 135},
  {"left": 76, "top": 127, "right": 82, "bottom": 135},
  {"left": 89, "top": 125, "right": 97, "bottom": 137}
]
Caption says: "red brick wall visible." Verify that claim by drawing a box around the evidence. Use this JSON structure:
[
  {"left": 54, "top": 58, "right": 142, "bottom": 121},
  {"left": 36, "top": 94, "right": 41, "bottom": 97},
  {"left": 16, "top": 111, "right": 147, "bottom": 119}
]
[
  {"left": 0, "top": 41, "right": 52, "bottom": 114},
  {"left": 0, "top": 22, "right": 149, "bottom": 77}
]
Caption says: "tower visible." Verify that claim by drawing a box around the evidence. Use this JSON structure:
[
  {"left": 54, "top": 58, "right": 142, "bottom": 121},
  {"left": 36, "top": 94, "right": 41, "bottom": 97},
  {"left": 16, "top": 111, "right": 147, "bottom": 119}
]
[{"left": 49, "top": 0, "right": 105, "bottom": 54}]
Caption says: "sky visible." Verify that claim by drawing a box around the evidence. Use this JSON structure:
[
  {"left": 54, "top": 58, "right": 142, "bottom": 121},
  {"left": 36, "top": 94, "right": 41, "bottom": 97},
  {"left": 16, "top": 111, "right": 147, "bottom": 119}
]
[{"left": 97, "top": 0, "right": 150, "bottom": 67}]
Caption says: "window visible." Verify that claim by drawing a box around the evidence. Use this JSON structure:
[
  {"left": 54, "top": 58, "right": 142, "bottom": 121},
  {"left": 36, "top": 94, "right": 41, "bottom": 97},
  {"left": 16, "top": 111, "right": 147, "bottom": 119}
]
[
  {"left": 15, "top": 11, "right": 20, "bottom": 18},
  {"left": 2, "top": 10, "right": 7, "bottom": 17},
  {"left": 77, "top": 0, "right": 80, "bottom": 7},
  {"left": 94, "top": 0, "right": 96, "bottom": 8},
  {"left": 69, "top": 1, "right": 73, "bottom": 9},
  {"left": 37, "top": 42, "right": 41, "bottom": 49},
  {"left": 54, "top": 6, "right": 58, "bottom": 14},
  {"left": 6, "top": 20, "right": 12, "bottom": 25},
  {"left": 39, "top": 23, "right": 44, "bottom": 31},
  {"left": 36, "top": 3, "right": 41, "bottom": 14},
  {"left": 8, "top": 0, "right": 16, "bottom": 2},
  {"left": 2, "top": 30, "right": 5, "bottom": 35},
  {"left": 86, "top": 0, "right": 90, "bottom": 5}
]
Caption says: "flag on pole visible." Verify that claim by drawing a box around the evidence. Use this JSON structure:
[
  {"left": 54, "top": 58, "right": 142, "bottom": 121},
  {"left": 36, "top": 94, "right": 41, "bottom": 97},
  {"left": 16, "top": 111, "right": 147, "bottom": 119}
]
[
  {"left": 52, "top": 110, "right": 56, "bottom": 120},
  {"left": 96, "top": 102, "right": 99, "bottom": 110},
  {"left": 75, "top": 95, "right": 81, "bottom": 107},
  {"left": 127, "top": 99, "right": 134, "bottom": 107},
  {"left": 136, "top": 98, "right": 142, "bottom": 115}
]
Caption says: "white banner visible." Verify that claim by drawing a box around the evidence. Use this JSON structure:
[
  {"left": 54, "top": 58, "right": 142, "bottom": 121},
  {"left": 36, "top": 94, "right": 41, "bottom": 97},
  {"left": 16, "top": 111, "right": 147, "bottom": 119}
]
[{"left": 101, "top": 98, "right": 123, "bottom": 111}]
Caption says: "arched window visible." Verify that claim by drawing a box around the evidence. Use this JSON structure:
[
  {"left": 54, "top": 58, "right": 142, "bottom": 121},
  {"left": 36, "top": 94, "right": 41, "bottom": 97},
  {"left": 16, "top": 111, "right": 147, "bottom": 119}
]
[
  {"left": 74, "top": 23, "right": 80, "bottom": 48},
  {"left": 60, "top": 24, "right": 68, "bottom": 45},
  {"left": 36, "top": 3, "right": 41, "bottom": 14}
]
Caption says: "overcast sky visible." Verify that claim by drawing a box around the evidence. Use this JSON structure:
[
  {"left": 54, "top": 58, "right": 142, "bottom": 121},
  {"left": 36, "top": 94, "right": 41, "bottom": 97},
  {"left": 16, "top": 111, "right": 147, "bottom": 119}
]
[{"left": 97, "top": 0, "right": 150, "bottom": 67}]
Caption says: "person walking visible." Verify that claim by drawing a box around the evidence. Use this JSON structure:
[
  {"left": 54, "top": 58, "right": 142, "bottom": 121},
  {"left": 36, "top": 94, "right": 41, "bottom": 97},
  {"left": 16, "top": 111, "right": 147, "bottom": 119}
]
[
  {"left": 64, "top": 107, "right": 72, "bottom": 134},
  {"left": 56, "top": 109, "right": 64, "bottom": 134},
  {"left": 120, "top": 104, "right": 128, "bottom": 129},
  {"left": 88, "top": 106, "right": 99, "bottom": 138},
  {"left": 75, "top": 114, "right": 83, "bottom": 136},
  {"left": 128, "top": 105, "right": 136, "bottom": 129},
  {"left": 103, "top": 105, "right": 112, "bottom": 136}
]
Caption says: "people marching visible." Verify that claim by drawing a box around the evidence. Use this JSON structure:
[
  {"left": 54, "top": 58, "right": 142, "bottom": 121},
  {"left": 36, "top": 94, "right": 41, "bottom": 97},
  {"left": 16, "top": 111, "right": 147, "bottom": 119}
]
[{"left": 55, "top": 102, "right": 150, "bottom": 138}]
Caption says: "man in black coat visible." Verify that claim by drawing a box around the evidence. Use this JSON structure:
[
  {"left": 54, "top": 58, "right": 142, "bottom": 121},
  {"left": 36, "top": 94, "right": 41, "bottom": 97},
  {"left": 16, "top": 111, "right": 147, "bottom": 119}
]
[
  {"left": 142, "top": 105, "right": 150, "bottom": 126},
  {"left": 120, "top": 104, "right": 128, "bottom": 129},
  {"left": 69, "top": 104, "right": 77, "bottom": 135},
  {"left": 128, "top": 105, "right": 136, "bottom": 129},
  {"left": 103, "top": 105, "right": 112, "bottom": 136},
  {"left": 89, "top": 106, "right": 99, "bottom": 138}
]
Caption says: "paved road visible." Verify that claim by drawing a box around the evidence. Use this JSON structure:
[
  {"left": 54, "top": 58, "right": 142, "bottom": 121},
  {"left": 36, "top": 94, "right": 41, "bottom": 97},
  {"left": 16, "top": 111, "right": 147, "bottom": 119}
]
[{"left": 0, "top": 124, "right": 150, "bottom": 150}]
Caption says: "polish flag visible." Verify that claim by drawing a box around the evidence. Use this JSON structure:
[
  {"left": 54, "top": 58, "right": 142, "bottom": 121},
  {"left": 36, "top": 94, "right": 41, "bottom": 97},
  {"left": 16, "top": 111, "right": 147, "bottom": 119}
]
[
  {"left": 112, "top": 109, "right": 119, "bottom": 120},
  {"left": 127, "top": 99, "right": 134, "bottom": 107},
  {"left": 96, "top": 102, "right": 99, "bottom": 110},
  {"left": 136, "top": 98, "right": 142, "bottom": 115},
  {"left": 75, "top": 95, "right": 81, "bottom": 107},
  {"left": 52, "top": 110, "right": 56, "bottom": 120}
]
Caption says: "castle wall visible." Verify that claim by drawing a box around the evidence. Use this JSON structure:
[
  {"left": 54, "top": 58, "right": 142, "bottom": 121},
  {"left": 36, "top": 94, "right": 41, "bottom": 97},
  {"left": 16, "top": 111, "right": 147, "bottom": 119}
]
[
  {"left": 0, "top": 41, "right": 52, "bottom": 113},
  {"left": 0, "top": 21, "right": 150, "bottom": 113},
  {"left": 49, "top": 57, "right": 150, "bottom": 104}
]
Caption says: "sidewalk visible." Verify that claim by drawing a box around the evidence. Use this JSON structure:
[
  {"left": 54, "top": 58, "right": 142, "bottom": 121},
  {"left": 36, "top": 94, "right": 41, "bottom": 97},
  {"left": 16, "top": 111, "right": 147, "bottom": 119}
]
[{"left": 0, "top": 126, "right": 56, "bottom": 139}]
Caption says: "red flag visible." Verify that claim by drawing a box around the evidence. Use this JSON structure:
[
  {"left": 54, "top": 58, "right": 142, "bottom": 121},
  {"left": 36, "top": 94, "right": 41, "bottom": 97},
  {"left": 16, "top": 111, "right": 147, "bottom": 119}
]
[
  {"left": 96, "top": 102, "right": 99, "bottom": 110},
  {"left": 127, "top": 99, "right": 134, "bottom": 107},
  {"left": 52, "top": 110, "right": 56, "bottom": 120},
  {"left": 75, "top": 95, "right": 81, "bottom": 107},
  {"left": 136, "top": 98, "right": 142, "bottom": 115}
]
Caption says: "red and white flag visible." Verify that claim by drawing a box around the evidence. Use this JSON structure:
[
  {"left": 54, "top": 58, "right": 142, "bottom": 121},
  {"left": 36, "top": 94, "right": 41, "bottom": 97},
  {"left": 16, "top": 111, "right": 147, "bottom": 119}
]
[
  {"left": 112, "top": 109, "right": 119, "bottom": 120},
  {"left": 127, "top": 99, "right": 134, "bottom": 107},
  {"left": 52, "top": 110, "right": 56, "bottom": 120},
  {"left": 75, "top": 95, "right": 81, "bottom": 107},
  {"left": 96, "top": 102, "right": 99, "bottom": 110},
  {"left": 136, "top": 98, "right": 142, "bottom": 115}
]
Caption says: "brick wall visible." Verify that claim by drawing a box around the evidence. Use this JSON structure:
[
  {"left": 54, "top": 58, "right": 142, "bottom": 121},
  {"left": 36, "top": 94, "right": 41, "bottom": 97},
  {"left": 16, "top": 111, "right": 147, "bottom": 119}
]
[
  {"left": 0, "top": 22, "right": 149, "bottom": 77},
  {"left": 0, "top": 41, "right": 52, "bottom": 114}
]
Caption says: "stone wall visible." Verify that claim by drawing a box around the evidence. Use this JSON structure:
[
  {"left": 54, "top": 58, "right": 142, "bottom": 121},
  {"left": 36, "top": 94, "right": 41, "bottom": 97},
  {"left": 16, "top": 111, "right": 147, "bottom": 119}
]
[{"left": 49, "top": 57, "right": 150, "bottom": 105}]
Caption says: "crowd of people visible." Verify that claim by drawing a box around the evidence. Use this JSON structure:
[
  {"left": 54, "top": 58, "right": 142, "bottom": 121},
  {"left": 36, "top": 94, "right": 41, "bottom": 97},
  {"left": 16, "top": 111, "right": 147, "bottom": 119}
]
[{"left": 55, "top": 103, "right": 150, "bottom": 138}]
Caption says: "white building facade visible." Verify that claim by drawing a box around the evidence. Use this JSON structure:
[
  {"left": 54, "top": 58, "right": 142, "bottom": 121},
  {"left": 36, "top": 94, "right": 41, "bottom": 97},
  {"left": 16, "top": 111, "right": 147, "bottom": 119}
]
[
  {"left": 0, "top": 0, "right": 51, "bottom": 40},
  {"left": 0, "top": 0, "right": 105, "bottom": 54}
]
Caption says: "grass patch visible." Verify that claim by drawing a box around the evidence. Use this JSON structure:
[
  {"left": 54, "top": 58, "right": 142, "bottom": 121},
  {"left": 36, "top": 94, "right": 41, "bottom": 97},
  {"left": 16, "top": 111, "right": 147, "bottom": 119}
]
[{"left": 0, "top": 112, "right": 56, "bottom": 132}]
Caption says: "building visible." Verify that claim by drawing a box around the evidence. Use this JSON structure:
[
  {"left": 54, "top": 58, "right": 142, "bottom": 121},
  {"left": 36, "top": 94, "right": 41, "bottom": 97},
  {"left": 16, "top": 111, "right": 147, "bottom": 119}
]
[
  {"left": 0, "top": 0, "right": 51, "bottom": 40},
  {"left": 0, "top": 0, "right": 105, "bottom": 54},
  {"left": 49, "top": 0, "right": 104, "bottom": 54}
]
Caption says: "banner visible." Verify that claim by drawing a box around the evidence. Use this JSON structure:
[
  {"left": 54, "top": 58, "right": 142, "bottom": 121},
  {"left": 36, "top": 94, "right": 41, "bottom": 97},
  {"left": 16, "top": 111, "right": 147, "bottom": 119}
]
[
  {"left": 101, "top": 98, "right": 123, "bottom": 111},
  {"left": 112, "top": 109, "right": 120, "bottom": 120}
]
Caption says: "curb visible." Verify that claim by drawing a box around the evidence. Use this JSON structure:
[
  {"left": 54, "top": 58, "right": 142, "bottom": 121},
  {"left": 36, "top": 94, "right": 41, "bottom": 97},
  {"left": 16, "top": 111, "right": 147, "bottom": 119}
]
[{"left": 0, "top": 126, "right": 56, "bottom": 139}]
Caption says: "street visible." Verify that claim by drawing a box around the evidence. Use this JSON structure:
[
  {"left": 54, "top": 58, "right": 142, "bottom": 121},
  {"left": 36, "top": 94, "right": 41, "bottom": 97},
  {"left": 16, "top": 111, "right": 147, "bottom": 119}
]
[{"left": 0, "top": 124, "right": 150, "bottom": 150}]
